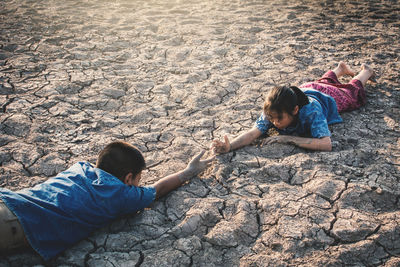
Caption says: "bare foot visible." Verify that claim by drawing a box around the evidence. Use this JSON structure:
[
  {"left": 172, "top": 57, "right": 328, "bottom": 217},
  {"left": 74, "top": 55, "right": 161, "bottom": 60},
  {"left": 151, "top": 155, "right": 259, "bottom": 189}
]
[
  {"left": 354, "top": 63, "right": 375, "bottom": 86},
  {"left": 333, "top": 62, "right": 355, "bottom": 77},
  {"left": 361, "top": 63, "right": 375, "bottom": 78}
]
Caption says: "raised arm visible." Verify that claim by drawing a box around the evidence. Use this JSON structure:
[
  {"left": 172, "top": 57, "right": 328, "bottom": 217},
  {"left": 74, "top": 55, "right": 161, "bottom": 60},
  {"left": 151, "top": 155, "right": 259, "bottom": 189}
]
[
  {"left": 210, "top": 127, "right": 262, "bottom": 154},
  {"left": 152, "top": 151, "right": 214, "bottom": 199},
  {"left": 263, "top": 135, "right": 332, "bottom": 151}
]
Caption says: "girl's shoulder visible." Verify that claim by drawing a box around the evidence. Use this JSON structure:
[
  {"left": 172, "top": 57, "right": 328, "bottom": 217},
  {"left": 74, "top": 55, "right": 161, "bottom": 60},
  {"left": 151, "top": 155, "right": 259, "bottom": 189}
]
[
  {"left": 298, "top": 99, "right": 325, "bottom": 122},
  {"left": 299, "top": 97, "right": 322, "bottom": 112}
]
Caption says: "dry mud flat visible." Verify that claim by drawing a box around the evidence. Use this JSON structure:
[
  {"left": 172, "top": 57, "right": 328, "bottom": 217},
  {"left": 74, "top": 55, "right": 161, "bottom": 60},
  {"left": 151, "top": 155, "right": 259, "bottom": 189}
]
[{"left": 0, "top": 0, "right": 399, "bottom": 266}]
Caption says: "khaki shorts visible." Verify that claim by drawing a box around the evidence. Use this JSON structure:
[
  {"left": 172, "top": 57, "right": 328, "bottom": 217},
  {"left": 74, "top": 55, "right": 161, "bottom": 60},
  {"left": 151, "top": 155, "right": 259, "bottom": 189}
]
[{"left": 0, "top": 200, "right": 29, "bottom": 251}]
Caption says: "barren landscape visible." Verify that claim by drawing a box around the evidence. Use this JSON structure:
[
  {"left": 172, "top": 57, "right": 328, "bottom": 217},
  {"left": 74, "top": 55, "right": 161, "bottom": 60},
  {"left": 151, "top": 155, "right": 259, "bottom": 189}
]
[{"left": 0, "top": 0, "right": 399, "bottom": 266}]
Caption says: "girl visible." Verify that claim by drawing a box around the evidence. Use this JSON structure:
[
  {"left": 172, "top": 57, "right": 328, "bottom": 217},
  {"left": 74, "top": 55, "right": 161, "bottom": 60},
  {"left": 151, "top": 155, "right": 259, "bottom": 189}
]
[{"left": 210, "top": 62, "right": 375, "bottom": 152}]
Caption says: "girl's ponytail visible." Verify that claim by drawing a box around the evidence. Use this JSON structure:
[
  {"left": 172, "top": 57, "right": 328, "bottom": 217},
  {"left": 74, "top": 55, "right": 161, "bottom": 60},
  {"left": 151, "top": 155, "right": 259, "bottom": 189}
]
[
  {"left": 264, "top": 85, "right": 309, "bottom": 118},
  {"left": 290, "top": 86, "right": 309, "bottom": 109}
]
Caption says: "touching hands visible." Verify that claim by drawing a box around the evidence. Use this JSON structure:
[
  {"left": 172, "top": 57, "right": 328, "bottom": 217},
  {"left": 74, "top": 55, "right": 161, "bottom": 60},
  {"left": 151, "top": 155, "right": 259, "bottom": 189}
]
[
  {"left": 210, "top": 135, "right": 231, "bottom": 154},
  {"left": 180, "top": 151, "right": 215, "bottom": 182}
]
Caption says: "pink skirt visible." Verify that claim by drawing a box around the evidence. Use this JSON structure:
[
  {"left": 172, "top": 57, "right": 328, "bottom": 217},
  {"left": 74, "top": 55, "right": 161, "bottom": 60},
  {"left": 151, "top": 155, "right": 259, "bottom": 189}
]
[{"left": 300, "top": 70, "right": 366, "bottom": 112}]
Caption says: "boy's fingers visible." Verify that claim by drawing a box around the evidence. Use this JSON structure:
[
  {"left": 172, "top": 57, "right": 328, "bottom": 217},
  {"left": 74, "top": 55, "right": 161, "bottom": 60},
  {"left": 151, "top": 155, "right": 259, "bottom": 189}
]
[
  {"left": 223, "top": 135, "right": 230, "bottom": 147},
  {"left": 203, "top": 155, "right": 215, "bottom": 164},
  {"left": 210, "top": 140, "right": 220, "bottom": 147},
  {"left": 194, "top": 150, "right": 206, "bottom": 161}
]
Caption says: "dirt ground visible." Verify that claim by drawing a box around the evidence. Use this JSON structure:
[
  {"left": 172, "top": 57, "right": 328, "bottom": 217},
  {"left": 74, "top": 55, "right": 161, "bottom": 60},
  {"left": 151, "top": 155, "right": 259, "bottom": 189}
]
[{"left": 1, "top": 0, "right": 399, "bottom": 266}]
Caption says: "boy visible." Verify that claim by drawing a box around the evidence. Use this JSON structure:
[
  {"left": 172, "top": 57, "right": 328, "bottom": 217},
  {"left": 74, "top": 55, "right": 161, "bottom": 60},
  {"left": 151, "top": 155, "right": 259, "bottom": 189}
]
[{"left": 0, "top": 141, "right": 214, "bottom": 260}]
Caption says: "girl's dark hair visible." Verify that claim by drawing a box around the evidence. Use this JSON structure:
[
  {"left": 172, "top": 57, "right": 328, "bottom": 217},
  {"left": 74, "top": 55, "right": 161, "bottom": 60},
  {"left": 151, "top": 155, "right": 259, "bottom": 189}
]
[
  {"left": 263, "top": 85, "right": 309, "bottom": 118},
  {"left": 96, "top": 141, "right": 146, "bottom": 181}
]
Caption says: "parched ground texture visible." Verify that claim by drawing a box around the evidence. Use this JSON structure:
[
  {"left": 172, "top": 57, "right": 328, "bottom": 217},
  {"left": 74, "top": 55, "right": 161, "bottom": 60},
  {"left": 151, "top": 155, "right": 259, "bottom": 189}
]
[{"left": 1, "top": 0, "right": 400, "bottom": 266}]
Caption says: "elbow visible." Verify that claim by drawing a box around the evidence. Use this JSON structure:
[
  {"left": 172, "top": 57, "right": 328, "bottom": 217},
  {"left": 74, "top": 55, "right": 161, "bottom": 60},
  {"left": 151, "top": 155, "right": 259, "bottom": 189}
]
[
  {"left": 249, "top": 128, "right": 263, "bottom": 140},
  {"left": 322, "top": 137, "right": 332, "bottom": 151}
]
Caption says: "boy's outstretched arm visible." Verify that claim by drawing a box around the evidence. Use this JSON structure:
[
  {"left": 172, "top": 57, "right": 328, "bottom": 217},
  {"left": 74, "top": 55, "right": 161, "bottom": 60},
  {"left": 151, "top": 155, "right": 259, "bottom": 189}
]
[
  {"left": 263, "top": 135, "right": 332, "bottom": 151},
  {"left": 152, "top": 151, "right": 214, "bottom": 199},
  {"left": 210, "top": 127, "right": 262, "bottom": 154}
]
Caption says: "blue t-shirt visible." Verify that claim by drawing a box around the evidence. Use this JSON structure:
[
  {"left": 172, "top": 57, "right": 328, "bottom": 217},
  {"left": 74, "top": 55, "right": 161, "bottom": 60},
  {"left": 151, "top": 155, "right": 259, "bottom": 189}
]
[
  {"left": 255, "top": 89, "right": 343, "bottom": 138},
  {"left": 0, "top": 162, "right": 156, "bottom": 260}
]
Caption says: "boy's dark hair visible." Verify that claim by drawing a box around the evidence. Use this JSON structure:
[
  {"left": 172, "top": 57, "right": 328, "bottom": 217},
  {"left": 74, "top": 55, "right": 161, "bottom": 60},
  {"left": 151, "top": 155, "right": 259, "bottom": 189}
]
[
  {"left": 263, "top": 85, "right": 309, "bottom": 119},
  {"left": 96, "top": 141, "right": 146, "bottom": 181}
]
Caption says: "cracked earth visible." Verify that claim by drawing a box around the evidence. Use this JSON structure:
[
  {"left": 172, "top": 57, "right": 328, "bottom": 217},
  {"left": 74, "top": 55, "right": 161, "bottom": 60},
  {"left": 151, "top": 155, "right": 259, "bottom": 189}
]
[{"left": 1, "top": 0, "right": 400, "bottom": 266}]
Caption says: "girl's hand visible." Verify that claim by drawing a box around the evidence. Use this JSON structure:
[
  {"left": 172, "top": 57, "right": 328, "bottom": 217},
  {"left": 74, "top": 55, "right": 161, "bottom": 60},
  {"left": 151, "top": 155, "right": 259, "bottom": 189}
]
[
  {"left": 210, "top": 135, "right": 231, "bottom": 154},
  {"left": 262, "top": 135, "right": 332, "bottom": 151},
  {"left": 262, "top": 135, "right": 293, "bottom": 146}
]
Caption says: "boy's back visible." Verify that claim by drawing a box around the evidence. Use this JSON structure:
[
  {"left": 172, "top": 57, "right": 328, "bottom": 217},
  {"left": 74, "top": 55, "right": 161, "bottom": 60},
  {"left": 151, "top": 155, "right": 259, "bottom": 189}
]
[{"left": 0, "top": 161, "right": 156, "bottom": 260}]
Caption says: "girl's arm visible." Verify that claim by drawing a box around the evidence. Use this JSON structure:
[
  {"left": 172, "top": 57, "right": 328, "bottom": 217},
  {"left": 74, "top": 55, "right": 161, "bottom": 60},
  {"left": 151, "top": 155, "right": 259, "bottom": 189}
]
[
  {"left": 263, "top": 135, "right": 332, "bottom": 151},
  {"left": 211, "top": 127, "right": 263, "bottom": 154},
  {"left": 152, "top": 151, "right": 214, "bottom": 199}
]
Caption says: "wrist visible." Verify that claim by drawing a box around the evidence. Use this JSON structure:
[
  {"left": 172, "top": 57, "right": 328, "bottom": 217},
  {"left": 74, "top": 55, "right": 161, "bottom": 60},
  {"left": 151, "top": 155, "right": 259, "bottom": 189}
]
[
  {"left": 285, "top": 136, "right": 295, "bottom": 144},
  {"left": 179, "top": 168, "right": 196, "bottom": 183}
]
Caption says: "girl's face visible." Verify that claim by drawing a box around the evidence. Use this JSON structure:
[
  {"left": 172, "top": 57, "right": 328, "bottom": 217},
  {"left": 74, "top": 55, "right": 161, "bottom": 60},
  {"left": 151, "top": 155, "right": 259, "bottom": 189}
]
[
  {"left": 266, "top": 111, "right": 294, "bottom": 129},
  {"left": 266, "top": 106, "right": 299, "bottom": 130}
]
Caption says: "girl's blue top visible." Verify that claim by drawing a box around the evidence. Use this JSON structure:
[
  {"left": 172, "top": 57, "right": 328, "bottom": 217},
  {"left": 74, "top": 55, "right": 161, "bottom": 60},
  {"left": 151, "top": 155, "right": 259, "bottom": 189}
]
[
  {"left": 0, "top": 162, "right": 156, "bottom": 260},
  {"left": 255, "top": 89, "right": 343, "bottom": 138}
]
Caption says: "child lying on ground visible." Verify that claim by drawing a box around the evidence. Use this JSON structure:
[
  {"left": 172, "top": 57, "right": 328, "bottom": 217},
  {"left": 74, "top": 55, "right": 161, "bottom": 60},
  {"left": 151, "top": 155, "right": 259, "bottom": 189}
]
[
  {"left": 211, "top": 62, "right": 375, "bottom": 153},
  {"left": 0, "top": 141, "right": 214, "bottom": 260}
]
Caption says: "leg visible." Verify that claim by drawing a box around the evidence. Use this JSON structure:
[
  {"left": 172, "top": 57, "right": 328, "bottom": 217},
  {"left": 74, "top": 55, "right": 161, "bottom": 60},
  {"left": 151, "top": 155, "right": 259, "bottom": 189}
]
[
  {"left": 0, "top": 201, "right": 29, "bottom": 252},
  {"left": 353, "top": 64, "right": 374, "bottom": 87},
  {"left": 332, "top": 62, "right": 355, "bottom": 78},
  {"left": 315, "top": 62, "right": 354, "bottom": 85},
  {"left": 300, "top": 63, "right": 367, "bottom": 111}
]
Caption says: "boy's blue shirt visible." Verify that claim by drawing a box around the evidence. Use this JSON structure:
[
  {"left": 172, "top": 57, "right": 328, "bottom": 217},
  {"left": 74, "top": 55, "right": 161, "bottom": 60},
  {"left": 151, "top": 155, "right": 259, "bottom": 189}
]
[
  {"left": 255, "top": 89, "right": 343, "bottom": 138},
  {"left": 0, "top": 161, "right": 156, "bottom": 260}
]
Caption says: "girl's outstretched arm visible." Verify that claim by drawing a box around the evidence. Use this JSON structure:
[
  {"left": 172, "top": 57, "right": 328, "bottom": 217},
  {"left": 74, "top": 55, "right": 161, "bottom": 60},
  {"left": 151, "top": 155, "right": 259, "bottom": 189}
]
[
  {"left": 210, "top": 127, "right": 262, "bottom": 154},
  {"left": 263, "top": 135, "right": 332, "bottom": 151}
]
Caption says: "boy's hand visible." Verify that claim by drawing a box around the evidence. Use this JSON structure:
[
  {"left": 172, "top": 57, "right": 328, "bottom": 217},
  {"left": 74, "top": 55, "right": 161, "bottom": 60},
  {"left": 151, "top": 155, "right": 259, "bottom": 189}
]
[
  {"left": 180, "top": 151, "right": 215, "bottom": 182},
  {"left": 210, "top": 135, "right": 231, "bottom": 154}
]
